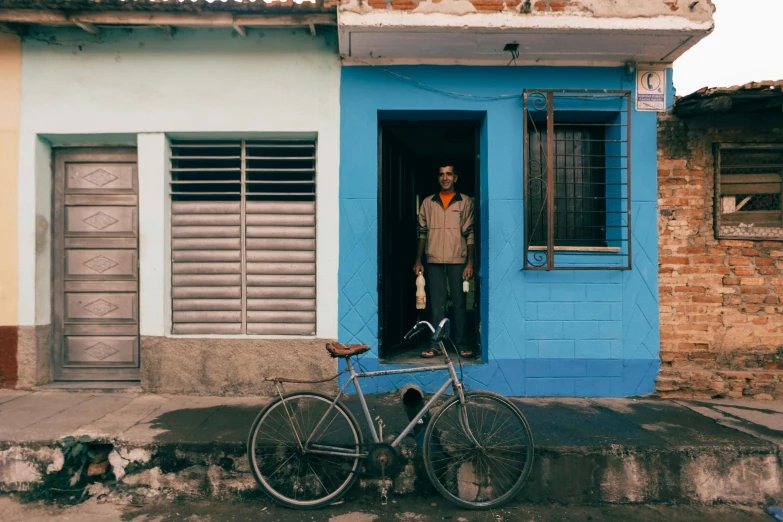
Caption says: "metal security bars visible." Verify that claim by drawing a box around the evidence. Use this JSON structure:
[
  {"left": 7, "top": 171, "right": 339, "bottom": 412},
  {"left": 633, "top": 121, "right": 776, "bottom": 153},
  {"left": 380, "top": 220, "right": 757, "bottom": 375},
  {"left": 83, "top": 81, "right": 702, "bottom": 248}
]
[
  {"left": 523, "top": 89, "right": 632, "bottom": 270},
  {"left": 170, "top": 140, "right": 316, "bottom": 335},
  {"left": 715, "top": 144, "right": 783, "bottom": 241}
]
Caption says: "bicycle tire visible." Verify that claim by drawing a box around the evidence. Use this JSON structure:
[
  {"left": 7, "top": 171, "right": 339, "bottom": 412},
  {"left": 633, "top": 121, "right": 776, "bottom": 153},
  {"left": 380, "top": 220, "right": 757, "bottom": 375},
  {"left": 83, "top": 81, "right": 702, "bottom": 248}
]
[
  {"left": 423, "top": 390, "right": 534, "bottom": 510},
  {"left": 247, "top": 392, "right": 364, "bottom": 509}
]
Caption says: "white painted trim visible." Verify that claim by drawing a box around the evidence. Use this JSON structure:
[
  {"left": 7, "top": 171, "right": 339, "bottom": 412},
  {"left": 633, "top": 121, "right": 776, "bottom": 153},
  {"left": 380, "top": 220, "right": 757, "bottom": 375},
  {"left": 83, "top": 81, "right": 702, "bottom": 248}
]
[
  {"left": 33, "top": 138, "right": 52, "bottom": 326},
  {"left": 342, "top": 57, "right": 672, "bottom": 67},
  {"left": 338, "top": 11, "right": 715, "bottom": 32},
  {"left": 138, "top": 133, "right": 169, "bottom": 337},
  {"left": 315, "top": 132, "right": 339, "bottom": 340}
]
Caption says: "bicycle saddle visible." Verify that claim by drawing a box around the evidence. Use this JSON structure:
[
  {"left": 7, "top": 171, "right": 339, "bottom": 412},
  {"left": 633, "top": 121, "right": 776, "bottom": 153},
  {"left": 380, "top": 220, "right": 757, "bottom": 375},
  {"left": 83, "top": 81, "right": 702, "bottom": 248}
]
[{"left": 325, "top": 342, "right": 370, "bottom": 358}]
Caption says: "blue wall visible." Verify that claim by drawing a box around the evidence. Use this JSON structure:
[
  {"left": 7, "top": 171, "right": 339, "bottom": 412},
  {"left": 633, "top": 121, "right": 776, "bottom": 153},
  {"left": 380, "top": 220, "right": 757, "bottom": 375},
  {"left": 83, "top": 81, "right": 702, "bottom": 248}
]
[{"left": 338, "top": 66, "right": 661, "bottom": 396}]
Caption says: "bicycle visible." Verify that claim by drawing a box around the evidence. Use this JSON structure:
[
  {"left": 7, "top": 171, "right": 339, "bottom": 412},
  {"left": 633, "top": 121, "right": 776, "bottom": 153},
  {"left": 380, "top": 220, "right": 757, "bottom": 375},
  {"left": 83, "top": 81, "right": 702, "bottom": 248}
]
[{"left": 247, "top": 318, "right": 534, "bottom": 510}]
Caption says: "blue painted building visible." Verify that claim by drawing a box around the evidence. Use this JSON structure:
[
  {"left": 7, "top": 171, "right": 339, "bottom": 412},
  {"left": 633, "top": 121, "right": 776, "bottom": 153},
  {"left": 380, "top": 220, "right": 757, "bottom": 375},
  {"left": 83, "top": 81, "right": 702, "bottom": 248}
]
[
  {"left": 337, "top": 65, "right": 664, "bottom": 396},
  {"left": 333, "top": 0, "right": 714, "bottom": 398}
]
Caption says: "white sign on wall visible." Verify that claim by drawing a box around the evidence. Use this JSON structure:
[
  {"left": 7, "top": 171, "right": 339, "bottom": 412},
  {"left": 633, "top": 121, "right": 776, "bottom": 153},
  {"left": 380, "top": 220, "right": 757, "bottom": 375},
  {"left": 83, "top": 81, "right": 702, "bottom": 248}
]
[{"left": 636, "top": 69, "right": 666, "bottom": 112}]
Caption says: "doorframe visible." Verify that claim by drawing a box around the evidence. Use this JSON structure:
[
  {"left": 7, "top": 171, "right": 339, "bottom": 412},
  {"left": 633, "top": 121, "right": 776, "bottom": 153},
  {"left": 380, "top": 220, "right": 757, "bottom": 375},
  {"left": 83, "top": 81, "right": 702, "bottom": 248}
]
[
  {"left": 51, "top": 147, "right": 141, "bottom": 381},
  {"left": 376, "top": 115, "right": 485, "bottom": 360}
]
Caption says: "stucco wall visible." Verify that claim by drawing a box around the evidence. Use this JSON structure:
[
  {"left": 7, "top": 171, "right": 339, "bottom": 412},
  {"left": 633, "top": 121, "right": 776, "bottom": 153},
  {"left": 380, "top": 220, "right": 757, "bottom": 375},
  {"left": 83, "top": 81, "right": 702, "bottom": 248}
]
[
  {"left": 16, "top": 27, "right": 342, "bottom": 389},
  {"left": 0, "top": 33, "right": 21, "bottom": 389},
  {"left": 339, "top": 65, "right": 662, "bottom": 396}
]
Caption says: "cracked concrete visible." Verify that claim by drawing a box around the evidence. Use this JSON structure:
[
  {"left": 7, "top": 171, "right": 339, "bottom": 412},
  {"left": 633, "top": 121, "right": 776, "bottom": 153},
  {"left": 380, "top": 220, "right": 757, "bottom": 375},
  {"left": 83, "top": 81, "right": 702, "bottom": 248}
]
[{"left": 0, "top": 391, "right": 781, "bottom": 504}]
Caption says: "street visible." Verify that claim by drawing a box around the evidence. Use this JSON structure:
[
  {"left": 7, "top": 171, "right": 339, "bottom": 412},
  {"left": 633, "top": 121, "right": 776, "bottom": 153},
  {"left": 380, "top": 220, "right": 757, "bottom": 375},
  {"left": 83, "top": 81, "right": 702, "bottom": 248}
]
[{"left": 0, "top": 493, "right": 772, "bottom": 522}]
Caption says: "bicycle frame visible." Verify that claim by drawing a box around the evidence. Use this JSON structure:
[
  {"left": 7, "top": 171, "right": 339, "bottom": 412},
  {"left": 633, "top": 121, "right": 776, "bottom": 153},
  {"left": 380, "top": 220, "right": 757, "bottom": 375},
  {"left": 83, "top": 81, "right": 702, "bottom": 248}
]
[{"left": 301, "top": 342, "right": 471, "bottom": 459}]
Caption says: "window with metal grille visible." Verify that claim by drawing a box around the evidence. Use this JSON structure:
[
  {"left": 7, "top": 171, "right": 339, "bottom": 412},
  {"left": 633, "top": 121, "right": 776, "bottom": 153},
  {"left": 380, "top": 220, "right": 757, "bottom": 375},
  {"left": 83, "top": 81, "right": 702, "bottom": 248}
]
[
  {"left": 715, "top": 145, "right": 783, "bottom": 241},
  {"left": 170, "top": 140, "right": 316, "bottom": 335},
  {"left": 523, "top": 90, "right": 631, "bottom": 270}
]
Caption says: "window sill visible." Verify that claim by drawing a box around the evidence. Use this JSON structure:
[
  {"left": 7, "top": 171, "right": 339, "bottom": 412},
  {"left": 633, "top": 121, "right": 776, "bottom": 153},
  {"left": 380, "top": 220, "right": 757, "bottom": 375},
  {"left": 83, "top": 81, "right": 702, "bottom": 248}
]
[
  {"left": 164, "top": 334, "right": 322, "bottom": 340},
  {"left": 528, "top": 246, "right": 622, "bottom": 253}
]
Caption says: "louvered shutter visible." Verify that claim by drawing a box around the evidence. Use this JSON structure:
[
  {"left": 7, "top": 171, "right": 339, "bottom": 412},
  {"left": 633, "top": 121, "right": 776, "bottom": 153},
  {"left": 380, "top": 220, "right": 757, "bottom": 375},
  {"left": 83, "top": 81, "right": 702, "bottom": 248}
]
[
  {"left": 170, "top": 140, "right": 316, "bottom": 335},
  {"left": 245, "top": 142, "right": 316, "bottom": 335}
]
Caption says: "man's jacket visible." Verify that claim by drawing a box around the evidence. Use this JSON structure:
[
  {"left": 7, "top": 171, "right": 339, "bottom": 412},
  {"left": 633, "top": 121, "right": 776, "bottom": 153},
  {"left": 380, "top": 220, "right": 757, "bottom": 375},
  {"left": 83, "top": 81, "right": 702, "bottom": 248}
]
[{"left": 418, "top": 192, "right": 475, "bottom": 265}]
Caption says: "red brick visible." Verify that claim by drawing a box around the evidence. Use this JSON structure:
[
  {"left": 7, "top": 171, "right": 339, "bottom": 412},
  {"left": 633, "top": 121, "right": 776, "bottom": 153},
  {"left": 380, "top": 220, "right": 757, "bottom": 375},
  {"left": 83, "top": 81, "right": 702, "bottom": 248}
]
[
  {"left": 759, "top": 267, "right": 780, "bottom": 276},
  {"left": 733, "top": 267, "right": 756, "bottom": 276},
  {"left": 674, "top": 286, "right": 706, "bottom": 294},
  {"left": 720, "top": 240, "right": 755, "bottom": 247},
  {"left": 691, "top": 296, "right": 724, "bottom": 304},
  {"left": 729, "top": 257, "right": 749, "bottom": 266},
  {"left": 661, "top": 256, "right": 689, "bottom": 265},
  {"left": 756, "top": 258, "right": 775, "bottom": 266},
  {"left": 723, "top": 276, "right": 740, "bottom": 285},
  {"left": 678, "top": 246, "right": 708, "bottom": 254},
  {"left": 692, "top": 256, "right": 726, "bottom": 264},
  {"left": 742, "top": 249, "right": 761, "bottom": 256},
  {"left": 471, "top": 0, "right": 505, "bottom": 11}
]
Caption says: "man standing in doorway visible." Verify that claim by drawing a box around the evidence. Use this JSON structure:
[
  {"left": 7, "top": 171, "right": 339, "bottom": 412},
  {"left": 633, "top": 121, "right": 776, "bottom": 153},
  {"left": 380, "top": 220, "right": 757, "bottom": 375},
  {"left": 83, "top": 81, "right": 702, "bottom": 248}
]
[{"left": 413, "top": 164, "right": 475, "bottom": 358}]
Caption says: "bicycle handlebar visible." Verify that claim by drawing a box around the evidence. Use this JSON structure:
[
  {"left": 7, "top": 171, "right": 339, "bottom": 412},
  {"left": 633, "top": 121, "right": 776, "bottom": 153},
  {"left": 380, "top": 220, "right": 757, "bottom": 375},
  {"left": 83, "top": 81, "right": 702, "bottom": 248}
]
[{"left": 403, "top": 320, "right": 435, "bottom": 341}]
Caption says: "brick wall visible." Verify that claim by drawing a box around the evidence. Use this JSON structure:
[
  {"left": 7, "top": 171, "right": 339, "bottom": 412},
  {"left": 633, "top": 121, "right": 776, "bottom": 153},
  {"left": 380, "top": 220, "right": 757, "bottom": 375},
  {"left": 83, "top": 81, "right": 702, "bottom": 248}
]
[{"left": 657, "top": 112, "right": 783, "bottom": 400}]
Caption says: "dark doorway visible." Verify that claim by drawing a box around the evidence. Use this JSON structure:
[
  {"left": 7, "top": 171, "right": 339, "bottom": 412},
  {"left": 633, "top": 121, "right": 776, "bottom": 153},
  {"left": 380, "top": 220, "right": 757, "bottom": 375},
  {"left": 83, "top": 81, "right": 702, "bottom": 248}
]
[{"left": 378, "top": 121, "right": 481, "bottom": 364}]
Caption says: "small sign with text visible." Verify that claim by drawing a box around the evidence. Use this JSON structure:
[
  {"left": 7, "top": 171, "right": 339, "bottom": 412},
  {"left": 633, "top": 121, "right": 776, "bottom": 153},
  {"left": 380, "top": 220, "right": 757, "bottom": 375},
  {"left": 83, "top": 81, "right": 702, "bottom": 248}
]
[{"left": 636, "top": 70, "right": 666, "bottom": 112}]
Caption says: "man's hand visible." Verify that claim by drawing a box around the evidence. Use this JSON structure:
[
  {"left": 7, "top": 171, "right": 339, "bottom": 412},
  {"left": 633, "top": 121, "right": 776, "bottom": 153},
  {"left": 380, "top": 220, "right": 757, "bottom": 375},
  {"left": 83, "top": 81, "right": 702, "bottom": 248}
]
[
  {"left": 462, "top": 263, "right": 474, "bottom": 280},
  {"left": 413, "top": 261, "right": 424, "bottom": 275}
]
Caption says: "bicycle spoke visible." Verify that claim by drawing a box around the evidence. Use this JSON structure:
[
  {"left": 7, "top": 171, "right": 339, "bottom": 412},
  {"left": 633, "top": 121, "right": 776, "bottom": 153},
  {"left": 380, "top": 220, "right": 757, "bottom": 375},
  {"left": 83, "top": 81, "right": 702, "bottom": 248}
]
[
  {"left": 248, "top": 394, "right": 362, "bottom": 508},
  {"left": 424, "top": 392, "right": 533, "bottom": 509}
]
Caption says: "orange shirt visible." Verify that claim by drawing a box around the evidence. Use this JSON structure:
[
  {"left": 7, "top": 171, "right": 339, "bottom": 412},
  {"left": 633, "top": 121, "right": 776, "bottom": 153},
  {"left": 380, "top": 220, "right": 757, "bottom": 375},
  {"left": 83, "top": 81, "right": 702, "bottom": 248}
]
[{"left": 440, "top": 191, "right": 456, "bottom": 209}]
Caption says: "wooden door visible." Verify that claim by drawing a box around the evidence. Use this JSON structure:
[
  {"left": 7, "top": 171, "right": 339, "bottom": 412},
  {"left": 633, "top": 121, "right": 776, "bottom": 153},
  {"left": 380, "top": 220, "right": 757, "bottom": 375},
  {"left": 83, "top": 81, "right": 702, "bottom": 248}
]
[
  {"left": 379, "top": 129, "right": 419, "bottom": 354},
  {"left": 53, "top": 148, "right": 140, "bottom": 381}
]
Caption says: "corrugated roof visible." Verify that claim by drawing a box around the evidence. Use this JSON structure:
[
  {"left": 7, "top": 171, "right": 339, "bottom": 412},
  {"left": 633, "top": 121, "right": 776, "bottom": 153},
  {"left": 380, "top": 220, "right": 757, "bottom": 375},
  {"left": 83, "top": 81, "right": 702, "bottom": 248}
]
[
  {"left": 673, "top": 80, "right": 783, "bottom": 116},
  {"left": 0, "top": 0, "right": 336, "bottom": 14}
]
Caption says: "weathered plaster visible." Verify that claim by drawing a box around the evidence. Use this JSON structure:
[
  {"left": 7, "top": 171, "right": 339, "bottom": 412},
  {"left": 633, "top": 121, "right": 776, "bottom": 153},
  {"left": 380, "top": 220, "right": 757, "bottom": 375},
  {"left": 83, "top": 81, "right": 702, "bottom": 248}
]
[
  {"left": 338, "top": 10, "right": 714, "bottom": 31},
  {"left": 341, "top": 0, "right": 715, "bottom": 22},
  {"left": 140, "top": 336, "right": 338, "bottom": 395},
  {"left": 15, "top": 325, "right": 51, "bottom": 388}
]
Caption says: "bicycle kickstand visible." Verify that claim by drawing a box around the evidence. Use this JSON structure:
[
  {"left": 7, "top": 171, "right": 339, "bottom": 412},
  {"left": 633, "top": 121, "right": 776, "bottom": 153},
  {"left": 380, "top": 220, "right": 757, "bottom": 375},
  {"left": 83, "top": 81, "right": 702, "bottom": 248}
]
[{"left": 380, "top": 460, "right": 388, "bottom": 506}]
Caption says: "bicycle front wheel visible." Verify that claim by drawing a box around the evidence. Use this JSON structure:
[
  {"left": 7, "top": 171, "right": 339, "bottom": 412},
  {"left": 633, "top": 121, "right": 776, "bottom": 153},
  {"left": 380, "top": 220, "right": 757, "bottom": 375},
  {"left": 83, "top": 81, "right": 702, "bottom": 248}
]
[
  {"left": 423, "top": 391, "right": 534, "bottom": 509},
  {"left": 247, "top": 392, "right": 363, "bottom": 509}
]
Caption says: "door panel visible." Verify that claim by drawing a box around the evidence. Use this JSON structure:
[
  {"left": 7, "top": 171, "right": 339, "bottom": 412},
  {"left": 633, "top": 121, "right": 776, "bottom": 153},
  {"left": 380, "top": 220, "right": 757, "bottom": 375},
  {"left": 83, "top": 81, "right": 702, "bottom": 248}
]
[
  {"left": 66, "top": 163, "right": 136, "bottom": 191},
  {"left": 65, "top": 206, "right": 137, "bottom": 235},
  {"left": 65, "top": 337, "right": 139, "bottom": 365},
  {"left": 65, "top": 250, "right": 138, "bottom": 278},
  {"left": 65, "top": 293, "right": 138, "bottom": 321},
  {"left": 53, "top": 148, "right": 140, "bottom": 381}
]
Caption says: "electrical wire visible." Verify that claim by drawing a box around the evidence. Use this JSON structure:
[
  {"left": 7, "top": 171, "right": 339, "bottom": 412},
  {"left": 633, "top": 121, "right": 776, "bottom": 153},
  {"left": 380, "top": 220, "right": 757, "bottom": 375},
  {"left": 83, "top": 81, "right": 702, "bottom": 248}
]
[{"left": 356, "top": 60, "right": 520, "bottom": 102}]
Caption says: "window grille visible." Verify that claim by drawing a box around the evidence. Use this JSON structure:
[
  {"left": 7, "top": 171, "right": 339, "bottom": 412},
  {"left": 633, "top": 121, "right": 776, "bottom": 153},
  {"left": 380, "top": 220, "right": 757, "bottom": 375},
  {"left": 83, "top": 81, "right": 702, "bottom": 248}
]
[
  {"left": 715, "top": 144, "right": 783, "bottom": 241},
  {"left": 170, "top": 140, "right": 316, "bottom": 335},
  {"left": 523, "top": 90, "right": 632, "bottom": 270}
]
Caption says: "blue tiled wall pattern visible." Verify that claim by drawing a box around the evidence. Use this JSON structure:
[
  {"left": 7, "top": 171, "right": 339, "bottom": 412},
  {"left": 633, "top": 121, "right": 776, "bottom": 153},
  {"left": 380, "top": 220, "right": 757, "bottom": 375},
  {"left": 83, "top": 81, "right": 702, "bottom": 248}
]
[{"left": 338, "top": 66, "right": 665, "bottom": 397}]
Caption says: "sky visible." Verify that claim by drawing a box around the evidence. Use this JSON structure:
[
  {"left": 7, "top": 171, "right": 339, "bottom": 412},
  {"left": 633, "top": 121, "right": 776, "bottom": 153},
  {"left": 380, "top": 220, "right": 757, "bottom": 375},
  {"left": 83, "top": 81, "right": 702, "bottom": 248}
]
[{"left": 672, "top": 0, "right": 783, "bottom": 96}]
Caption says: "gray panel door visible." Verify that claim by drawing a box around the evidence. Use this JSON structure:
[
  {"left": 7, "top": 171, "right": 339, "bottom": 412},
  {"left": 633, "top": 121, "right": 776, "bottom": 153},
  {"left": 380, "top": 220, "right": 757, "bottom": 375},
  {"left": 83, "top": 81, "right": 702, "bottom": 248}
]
[{"left": 53, "top": 148, "right": 140, "bottom": 381}]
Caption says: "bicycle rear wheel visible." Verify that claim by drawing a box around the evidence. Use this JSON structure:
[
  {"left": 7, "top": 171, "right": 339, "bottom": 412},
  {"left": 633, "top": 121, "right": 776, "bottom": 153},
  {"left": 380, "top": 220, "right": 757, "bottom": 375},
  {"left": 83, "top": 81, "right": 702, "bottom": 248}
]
[
  {"left": 423, "top": 391, "right": 534, "bottom": 509},
  {"left": 247, "top": 392, "right": 363, "bottom": 509}
]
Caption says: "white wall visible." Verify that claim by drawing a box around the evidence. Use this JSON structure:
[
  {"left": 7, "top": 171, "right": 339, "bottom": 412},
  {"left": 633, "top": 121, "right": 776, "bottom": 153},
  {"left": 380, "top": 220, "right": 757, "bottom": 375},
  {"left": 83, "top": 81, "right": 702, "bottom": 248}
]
[{"left": 18, "top": 27, "right": 341, "bottom": 339}]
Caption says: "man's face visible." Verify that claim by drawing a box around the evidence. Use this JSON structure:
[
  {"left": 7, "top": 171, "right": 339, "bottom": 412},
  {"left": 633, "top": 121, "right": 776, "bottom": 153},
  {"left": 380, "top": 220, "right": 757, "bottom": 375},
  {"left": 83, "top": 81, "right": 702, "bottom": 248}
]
[{"left": 439, "top": 166, "right": 458, "bottom": 192}]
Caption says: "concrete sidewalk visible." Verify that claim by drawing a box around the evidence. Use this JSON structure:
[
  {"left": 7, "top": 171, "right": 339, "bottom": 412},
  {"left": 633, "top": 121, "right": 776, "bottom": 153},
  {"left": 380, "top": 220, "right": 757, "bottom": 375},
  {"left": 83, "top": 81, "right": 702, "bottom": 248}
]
[{"left": 0, "top": 389, "right": 781, "bottom": 505}]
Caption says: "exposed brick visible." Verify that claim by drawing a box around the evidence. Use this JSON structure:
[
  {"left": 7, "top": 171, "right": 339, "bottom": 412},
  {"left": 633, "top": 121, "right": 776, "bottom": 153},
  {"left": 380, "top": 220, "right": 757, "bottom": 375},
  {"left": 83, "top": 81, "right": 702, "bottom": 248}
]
[{"left": 656, "top": 114, "right": 783, "bottom": 399}]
